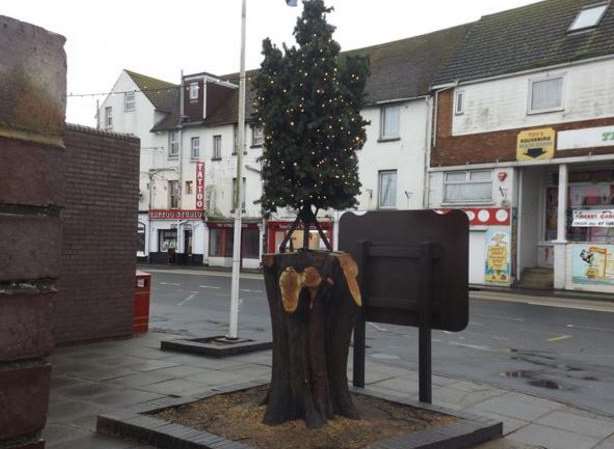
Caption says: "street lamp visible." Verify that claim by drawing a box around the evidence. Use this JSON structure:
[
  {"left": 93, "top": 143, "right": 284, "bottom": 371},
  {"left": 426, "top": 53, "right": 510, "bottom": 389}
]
[{"left": 228, "top": 0, "right": 298, "bottom": 340}]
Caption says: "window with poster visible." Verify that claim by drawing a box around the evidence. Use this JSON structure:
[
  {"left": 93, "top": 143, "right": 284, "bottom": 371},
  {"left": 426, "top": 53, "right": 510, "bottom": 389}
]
[
  {"left": 544, "top": 169, "right": 614, "bottom": 244},
  {"left": 158, "top": 229, "right": 177, "bottom": 253}
]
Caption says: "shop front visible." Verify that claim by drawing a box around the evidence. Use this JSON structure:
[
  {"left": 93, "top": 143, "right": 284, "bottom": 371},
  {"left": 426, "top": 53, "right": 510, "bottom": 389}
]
[
  {"left": 543, "top": 165, "right": 614, "bottom": 293},
  {"left": 206, "top": 220, "right": 263, "bottom": 269},
  {"left": 266, "top": 220, "right": 334, "bottom": 253},
  {"left": 147, "top": 209, "right": 206, "bottom": 265}
]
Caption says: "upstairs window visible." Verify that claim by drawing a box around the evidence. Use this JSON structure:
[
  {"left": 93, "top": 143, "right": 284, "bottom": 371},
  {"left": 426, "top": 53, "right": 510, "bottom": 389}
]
[
  {"left": 529, "top": 76, "right": 564, "bottom": 114},
  {"left": 569, "top": 3, "right": 608, "bottom": 32},
  {"left": 168, "top": 180, "right": 180, "bottom": 209},
  {"left": 191, "top": 136, "right": 200, "bottom": 160},
  {"left": 185, "top": 181, "right": 193, "bottom": 194},
  {"left": 380, "top": 104, "right": 401, "bottom": 140},
  {"left": 124, "top": 91, "right": 135, "bottom": 112},
  {"left": 378, "top": 170, "right": 398, "bottom": 208},
  {"left": 104, "top": 106, "right": 112, "bottom": 130},
  {"left": 189, "top": 82, "right": 199, "bottom": 101},
  {"left": 455, "top": 90, "right": 465, "bottom": 115},
  {"left": 213, "top": 135, "right": 222, "bottom": 160},
  {"left": 168, "top": 131, "right": 179, "bottom": 157},
  {"left": 444, "top": 170, "right": 492, "bottom": 204},
  {"left": 232, "top": 177, "right": 247, "bottom": 211},
  {"left": 252, "top": 126, "right": 264, "bottom": 147}
]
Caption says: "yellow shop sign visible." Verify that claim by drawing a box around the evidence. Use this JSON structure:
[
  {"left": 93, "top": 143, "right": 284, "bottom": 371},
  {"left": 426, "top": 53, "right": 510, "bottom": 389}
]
[{"left": 516, "top": 128, "right": 556, "bottom": 161}]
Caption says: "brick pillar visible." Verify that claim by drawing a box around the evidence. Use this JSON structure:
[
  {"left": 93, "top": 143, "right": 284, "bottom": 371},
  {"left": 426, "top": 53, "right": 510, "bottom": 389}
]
[{"left": 0, "top": 15, "right": 66, "bottom": 449}]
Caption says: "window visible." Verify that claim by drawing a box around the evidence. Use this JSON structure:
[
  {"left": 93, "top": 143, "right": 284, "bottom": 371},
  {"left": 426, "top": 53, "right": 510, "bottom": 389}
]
[
  {"left": 168, "top": 131, "right": 179, "bottom": 157},
  {"left": 569, "top": 3, "right": 608, "bottom": 32},
  {"left": 232, "top": 177, "right": 247, "bottom": 211},
  {"left": 191, "top": 136, "right": 200, "bottom": 160},
  {"left": 213, "top": 135, "right": 222, "bottom": 160},
  {"left": 378, "top": 170, "right": 397, "bottom": 208},
  {"left": 209, "top": 228, "right": 234, "bottom": 257},
  {"left": 104, "top": 107, "right": 112, "bottom": 130},
  {"left": 380, "top": 104, "right": 401, "bottom": 140},
  {"left": 124, "top": 91, "right": 135, "bottom": 112},
  {"left": 137, "top": 222, "right": 146, "bottom": 256},
  {"left": 242, "top": 228, "right": 260, "bottom": 259},
  {"left": 158, "top": 229, "right": 177, "bottom": 253},
  {"left": 444, "top": 170, "right": 493, "bottom": 203},
  {"left": 455, "top": 90, "right": 464, "bottom": 115},
  {"left": 252, "top": 126, "right": 264, "bottom": 147},
  {"left": 189, "top": 82, "right": 199, "bottom": 101},
  {"left": 168, "top": 180, "right": 180, "bottom": 209},
  {"left": 185, "top": 181, "right": 193, "bottom": 194},
  {"left": 529, "top": 77, "right": 564, "bottom": 114}
]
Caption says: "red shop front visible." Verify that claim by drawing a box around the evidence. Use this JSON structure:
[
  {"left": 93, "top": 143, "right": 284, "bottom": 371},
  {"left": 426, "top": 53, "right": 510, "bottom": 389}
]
[{"left": 266, "top": 220, "right": 333, "bottom": 253}]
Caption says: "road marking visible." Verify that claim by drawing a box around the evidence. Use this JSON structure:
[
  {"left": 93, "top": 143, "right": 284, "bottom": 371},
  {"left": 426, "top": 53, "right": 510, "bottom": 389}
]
[
  {"left": 177, "top": 292, "right": 198, "bottom": 306},
  {"left": 200, "top": 285, "right": 221, "bottom": 289},
  {"left": 160, "top": 282, "right": 180, "bottom": 286},
  {"left": 240, "top": 289, "right": 263, "bottom": 293},
  {"left": 368, "top": 322, "right": 388, "bottom": 332},
  {"left": 448, "top": 341, "right": 492, "bottom": 351},
  {"left": 547, "top": 335, "right": 573, "bottom": 342}
]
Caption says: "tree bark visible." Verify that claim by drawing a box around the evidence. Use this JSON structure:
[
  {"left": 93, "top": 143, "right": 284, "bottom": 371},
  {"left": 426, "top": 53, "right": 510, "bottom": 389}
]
[{"left": 262, "top": 250, "right": 362, "bottom": 428}]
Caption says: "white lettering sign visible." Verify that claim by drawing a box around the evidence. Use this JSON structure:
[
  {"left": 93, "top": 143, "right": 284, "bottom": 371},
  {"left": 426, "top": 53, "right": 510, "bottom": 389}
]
[
  {"left": 572, "top": 209, "right": 614, "bottom": 227},
  {"left": 558, "top": 126, "right": 614, "bottom": 151}
]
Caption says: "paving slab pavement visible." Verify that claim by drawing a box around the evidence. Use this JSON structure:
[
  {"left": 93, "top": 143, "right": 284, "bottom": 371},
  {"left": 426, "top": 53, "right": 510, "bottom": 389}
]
[{"left": 44, "top": 331, "right": 614, "bottom": 449}]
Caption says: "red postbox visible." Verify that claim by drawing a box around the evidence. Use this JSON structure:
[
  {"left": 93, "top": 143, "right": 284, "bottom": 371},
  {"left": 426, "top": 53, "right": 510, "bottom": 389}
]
[{"left": 134, "top": 271, "right": 152, "bottom": 334}]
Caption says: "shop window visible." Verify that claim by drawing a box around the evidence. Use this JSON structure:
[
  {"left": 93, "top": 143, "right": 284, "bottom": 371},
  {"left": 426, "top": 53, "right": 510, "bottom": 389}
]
[
  {"left": 242, "top": 228, "right": 260, "bottom": 259},
  {"left": 159, "top": 229, "right": 177, "bottom": 252},
  {"left": 378, "top": 170, "right": 397, "bottom": 208},
  {"left": 209, "top": 228, "right": 234, "bottom": 257},
  {"left": 137, "top": 222, "right": 146, "bottom": 255},
  {"left": 529, "top": 77, "right": 564, "bottom": 114},
  {"left": 444, "top": 170, "right": 492, "bottom": 203},
  {"left": 545, "top": 170, "right": 614, "bottom": 244}
]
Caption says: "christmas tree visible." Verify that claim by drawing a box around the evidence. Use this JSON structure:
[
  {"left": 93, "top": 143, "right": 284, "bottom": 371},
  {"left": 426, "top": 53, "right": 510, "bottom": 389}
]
[{"left": 253, "top": 0, "right": 369, "bottom": 249}]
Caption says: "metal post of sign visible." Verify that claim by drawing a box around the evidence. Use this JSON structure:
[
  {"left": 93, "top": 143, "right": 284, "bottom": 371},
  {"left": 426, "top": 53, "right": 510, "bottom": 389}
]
[
  {"left": 418, "top": 242, "right": 433, "bottom": 403},
  {"left": 352, "top": 240, "right": 370, "bottom": 388}
]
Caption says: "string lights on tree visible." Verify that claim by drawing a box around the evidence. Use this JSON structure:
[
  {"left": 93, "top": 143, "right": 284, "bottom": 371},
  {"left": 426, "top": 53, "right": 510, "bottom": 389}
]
[{"left": 253, "top": 0, "right": 369, "bottom": 242}]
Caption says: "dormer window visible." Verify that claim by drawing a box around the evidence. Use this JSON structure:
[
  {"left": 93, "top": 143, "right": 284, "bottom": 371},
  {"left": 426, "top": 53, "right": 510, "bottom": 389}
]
[
  {"left": 568, "top": 3, "right": 608, "bottom": 32},
  {"left": 189, "top": 82, "right": 199, "bottom": 101}
]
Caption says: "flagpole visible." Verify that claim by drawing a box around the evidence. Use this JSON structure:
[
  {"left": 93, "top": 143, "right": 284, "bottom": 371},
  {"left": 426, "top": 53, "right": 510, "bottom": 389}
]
[{"left": 229, "top": 0, "right": 247, "bottom": 340}]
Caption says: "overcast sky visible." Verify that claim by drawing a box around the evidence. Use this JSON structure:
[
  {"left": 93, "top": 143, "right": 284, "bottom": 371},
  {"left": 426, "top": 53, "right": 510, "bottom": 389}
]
[{"left": 4, "top": 0, "right": 539, "bottom": 126}]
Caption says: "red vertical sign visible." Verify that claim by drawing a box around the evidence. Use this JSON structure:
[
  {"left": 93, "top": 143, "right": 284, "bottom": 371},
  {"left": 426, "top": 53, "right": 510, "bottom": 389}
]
[{"left": 196, "top": 161, "right": 205, "bottom": 210}]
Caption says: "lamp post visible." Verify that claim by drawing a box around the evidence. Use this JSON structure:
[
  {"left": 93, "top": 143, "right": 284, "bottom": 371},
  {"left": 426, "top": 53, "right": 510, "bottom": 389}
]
[{"left": 228, "top": 0, "right": 298, "bottom": 340}]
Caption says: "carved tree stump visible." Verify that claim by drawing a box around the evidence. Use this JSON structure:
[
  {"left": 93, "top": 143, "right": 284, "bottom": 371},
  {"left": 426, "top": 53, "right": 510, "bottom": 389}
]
[{"left": 262, "top": 250, "right": 362, "bottom": 429}]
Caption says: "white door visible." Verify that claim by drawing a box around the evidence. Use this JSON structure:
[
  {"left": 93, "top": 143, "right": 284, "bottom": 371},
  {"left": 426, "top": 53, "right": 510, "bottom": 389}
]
[{"left": 469, "top": 230, "right": 486, "bottom": 285}]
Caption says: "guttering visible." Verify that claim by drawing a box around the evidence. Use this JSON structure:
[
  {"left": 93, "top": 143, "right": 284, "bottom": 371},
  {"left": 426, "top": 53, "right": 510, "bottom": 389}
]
[
  {"left": 371, "top": 95, "right": 428, "bottom": 106},
  {"left": 432, "top": 53, "right": 614, "bottom": 90},
  {"left": 183, "top": 73, "right": 237, "bottom": 89},
  {"left": 428, "top": 153, "right": 614, "bottom": 172}
]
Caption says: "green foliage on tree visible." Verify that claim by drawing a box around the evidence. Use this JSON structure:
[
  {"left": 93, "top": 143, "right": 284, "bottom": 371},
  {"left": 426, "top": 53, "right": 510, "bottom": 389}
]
[{"left": 253, "top": 0, "right": 369, "bottom": 221}]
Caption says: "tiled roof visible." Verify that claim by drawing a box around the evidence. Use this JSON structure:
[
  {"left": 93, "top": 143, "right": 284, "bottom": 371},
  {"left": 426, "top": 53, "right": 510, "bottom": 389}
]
[
  {"left": 433, "top": 0, "right": 614, "bottom": 86},
  {"left": 125, "top": 70, "right": 179, "bottom": 113},
  {"left": 150, "top": 25, "right": 470, "bottom": 132}
]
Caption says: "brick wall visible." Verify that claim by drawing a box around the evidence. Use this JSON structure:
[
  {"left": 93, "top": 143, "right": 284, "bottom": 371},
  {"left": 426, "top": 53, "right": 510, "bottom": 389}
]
[
  {"left": 432, "top": 90, "right": 614, "bottom": 167},
  {"left": 53, "top": 125, "right": 140, "bottom": 344},
  {"left": 0, "top": 15, "right": 66, "bottom": 449}
]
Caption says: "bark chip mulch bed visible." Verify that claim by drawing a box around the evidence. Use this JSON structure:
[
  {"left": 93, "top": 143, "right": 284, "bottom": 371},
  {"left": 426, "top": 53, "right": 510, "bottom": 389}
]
[{"left": 151, "top": 385, "right": 457, "bottom": 449}]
